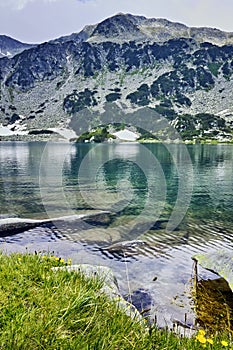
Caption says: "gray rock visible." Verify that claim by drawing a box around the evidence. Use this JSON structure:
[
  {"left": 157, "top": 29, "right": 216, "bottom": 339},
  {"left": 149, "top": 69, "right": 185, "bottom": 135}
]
[
  {"left": 0, "top": 212, "right": 112, "bottom": 235},
  {"left": 101, "top": 240, "right": 149, "bottom": 259}
]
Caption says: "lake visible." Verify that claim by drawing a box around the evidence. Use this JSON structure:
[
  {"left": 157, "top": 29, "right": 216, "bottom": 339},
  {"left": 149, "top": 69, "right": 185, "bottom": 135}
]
[{"left": 0, "top": 141, "right": 233, "bottom": 328}]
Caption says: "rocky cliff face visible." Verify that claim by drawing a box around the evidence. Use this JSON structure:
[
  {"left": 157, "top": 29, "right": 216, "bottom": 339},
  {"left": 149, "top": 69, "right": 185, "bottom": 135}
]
[{"left": 0, "top": 13, "right": 233, "bottom": 141}]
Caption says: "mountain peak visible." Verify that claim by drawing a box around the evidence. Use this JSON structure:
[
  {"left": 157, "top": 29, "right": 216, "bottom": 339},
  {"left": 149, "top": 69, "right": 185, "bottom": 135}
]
[
  {"left": 48, "top": 14, "right": 233, "bottom": 47},
  {"left": 85, "top": 13, "right": 233, "bottom": 46},
  {"left": 91, "top": 13, "right": 142, "bottom": 39}
]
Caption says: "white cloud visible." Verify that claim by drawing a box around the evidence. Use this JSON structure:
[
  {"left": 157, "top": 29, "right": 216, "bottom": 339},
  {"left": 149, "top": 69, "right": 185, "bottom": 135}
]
[
  {"left": 0, "top": 0, "right": 30, "bottom": 10},
  {"left": 0, "top": 0, "right": 59, "bottom": 10}
]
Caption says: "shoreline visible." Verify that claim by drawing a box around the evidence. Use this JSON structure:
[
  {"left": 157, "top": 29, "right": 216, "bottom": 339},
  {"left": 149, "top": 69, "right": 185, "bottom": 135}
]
[
  {"left": 0, "top": 138, "right": 233, "bottom": 145},
  {"left": 0, "top": 135, "right": 233, "bottom": 145}
]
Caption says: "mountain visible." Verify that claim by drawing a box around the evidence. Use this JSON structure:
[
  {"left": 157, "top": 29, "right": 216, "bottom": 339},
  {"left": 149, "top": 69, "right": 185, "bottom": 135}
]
[
  {"left": 88, "top": 13, "right": 233, "bottom": 45},
  {"left": 0, "top": 35, "right": 34, "bottom": 58},
  {"left": 0, "top": 13, "right": 233, "bottom": 142}
]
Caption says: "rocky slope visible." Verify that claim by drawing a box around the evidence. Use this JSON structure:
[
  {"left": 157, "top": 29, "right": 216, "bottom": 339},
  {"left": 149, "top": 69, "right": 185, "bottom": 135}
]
[{"left": 0, "top": 13, "right": 233, "bottom": 141}]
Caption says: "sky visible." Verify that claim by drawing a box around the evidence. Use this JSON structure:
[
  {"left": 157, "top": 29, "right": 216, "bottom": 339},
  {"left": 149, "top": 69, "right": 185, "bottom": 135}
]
[{"left": 0, "top": 0, "right": 233, "bottom": 43}]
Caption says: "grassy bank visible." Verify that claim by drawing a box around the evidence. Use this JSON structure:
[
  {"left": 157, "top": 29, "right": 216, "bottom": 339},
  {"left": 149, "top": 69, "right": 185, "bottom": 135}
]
[{"left": 0, "top": 252, "right": 231, "bottom": 349}]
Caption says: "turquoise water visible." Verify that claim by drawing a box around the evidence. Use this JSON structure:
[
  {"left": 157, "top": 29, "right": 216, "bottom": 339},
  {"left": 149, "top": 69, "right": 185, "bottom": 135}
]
[{"left": 0, "top": 141, "right": 233, "bottom": 327}]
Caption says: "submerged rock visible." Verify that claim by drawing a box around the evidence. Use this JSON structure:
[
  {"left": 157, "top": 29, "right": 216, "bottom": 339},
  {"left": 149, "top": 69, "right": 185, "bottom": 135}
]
[
  {"left": 0, "top": 211, "right": 112, "bottom": 236},
  {"left": 193, "top": 250, "right": 233, "bottom": 291},
  {"left": 101, "top": 240, "right": 149, "bottom": 259},
  {"left": 124, "top": 288, "right": 153, "bottom": 316},
  {"left": 193, "top": 250, "right": 233, "bottom": 331},
  {"left": 194, "top": 277, "right": 233, "bottom": 332}
]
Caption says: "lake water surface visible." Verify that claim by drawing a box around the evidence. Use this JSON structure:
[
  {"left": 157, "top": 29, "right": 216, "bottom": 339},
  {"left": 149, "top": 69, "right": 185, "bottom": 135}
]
[{"left": 1, "top": 141, "right": 233, "bottom": 327}]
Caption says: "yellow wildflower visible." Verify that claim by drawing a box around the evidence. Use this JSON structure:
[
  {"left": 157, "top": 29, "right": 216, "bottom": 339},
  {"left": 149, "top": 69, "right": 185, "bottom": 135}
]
[
  {"left": 55, "top": 257, "right": 60, "bottom": 261},
  {"left": 67, "top": 258, "right": 72, "bottom": 265},
  {"left": 60, "top": 259, "right": 65, "bottom": 263},
  {"left": 17, "top": 257, "right": 22, "bottom": 262},
  {"left": 196, "top": 334, "right": 206, "bottom": 344},
  {"left": 221, "top": 340, "right": 228, "bottom": 347},
  {"left": 198, "top": 330, "right": 206, "bottom": 336},
  {"left": 206, "top": 338, "right": 213, "bottom": 345},
  {"left": 196, "top": 330, "right": 207, "bottom": 344}
]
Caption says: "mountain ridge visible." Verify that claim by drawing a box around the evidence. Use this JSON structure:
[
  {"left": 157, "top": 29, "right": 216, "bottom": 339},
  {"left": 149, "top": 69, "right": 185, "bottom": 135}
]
[
  {"left": 0, "top": 13, "right": 233, "bottom": 142},
  {"left": 45, "top": 13, "right": 233, "bottom": 46},
  {"left": 3, "top": 13, "right": 233, "bottom": 47},
  {"left": 0, "top": 35, "right": 35, "bottom": 58},
  {"left": 85, "top": 13, "right": 233, "bottom": 46}
]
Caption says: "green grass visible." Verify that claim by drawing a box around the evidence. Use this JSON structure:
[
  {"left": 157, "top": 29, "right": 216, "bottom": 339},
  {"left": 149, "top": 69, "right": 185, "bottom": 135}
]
[{"left": 0, "top": 252, "right": 231, "bottom": 349}]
